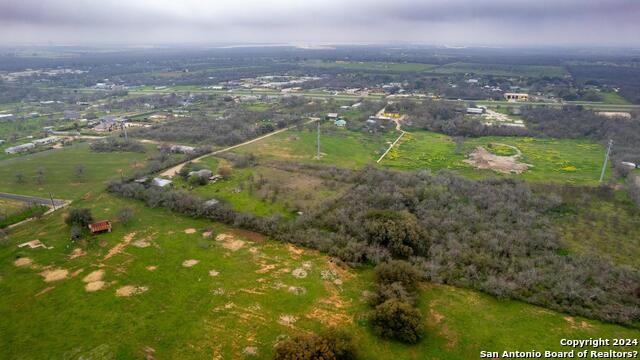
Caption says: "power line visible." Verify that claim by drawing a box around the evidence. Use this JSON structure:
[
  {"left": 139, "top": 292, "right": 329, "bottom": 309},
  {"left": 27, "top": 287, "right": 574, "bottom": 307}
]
[
  {"left": 600, "top": 139, "right": 613, "bottom": 183},
  {"left": 316, "top": 118, "right": 321, "bottom": 160}
]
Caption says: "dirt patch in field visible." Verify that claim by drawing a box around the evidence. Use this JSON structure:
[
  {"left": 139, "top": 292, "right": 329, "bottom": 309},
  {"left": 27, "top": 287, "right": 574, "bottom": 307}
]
[
  {"left": 86, "top": 281, "right": 106, "bottom": 292},
  {"left": 14, "top": 257, "right": 33, "bottom": 267},
  {"left": 209, "top": 270, "right": 220, "bottom": 277},
  {"left": 40, "top": 268, "right": 69, "bottom": 282},
  {"left": 184, "top": 228, "right": 197, "bottom": 234},
  {"left": 146, "top": 265, "right": 158, "bottom": 271},
  {"left": 82, "top": 270, "right": 106, "bottom": 291},
  {"left": 116, "top": 285, "right": 148, "bottom": 297},
  {"left": 564, "top": 316, "right": 593, "bottom": 330},
  {"left": 216, "top": 233, "right": 245, "bottom": 251},
  {"left": 69, "top": 248, "right": 87, "bottom": 259},
  {"left": 83, "top": 269, "right": 104, "bottom": 283},
  {"left": 464, "top": 146, "right": 530, "bottom": 174},
  {"left": 255, "top": 264, "right": 276, "bottom": 274},
  {"left": 287, "top": 244, "right": 304, "bottom": 256},
  {"left": 306, "top": 308, "right": 351, "bottom": 327},
  {"left": 292, "top": 268, "right": 308, "bottom": 278},
  {"left": 278, "top": 314, "right": 298, "bottom": 327},
  {"left": 132, "top": 240, "right": 151, "bottom": 248},
  {"left": 103, "top": 232, "right": 137, "bottom": 261},
  {"left": 182, "top": 259, "right": 199, "bottom": 267},
  {"left": 35, "top": 286, "right": 55, "bottom": 297},
  {"left": 230, "top": 228, "right": 266, "bottom": 243}
]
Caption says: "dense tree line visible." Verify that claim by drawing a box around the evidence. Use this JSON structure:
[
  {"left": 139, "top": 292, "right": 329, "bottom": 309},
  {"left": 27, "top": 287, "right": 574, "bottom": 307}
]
[{"left": 107, "top": 165, "right": 640, "bottom": 326}]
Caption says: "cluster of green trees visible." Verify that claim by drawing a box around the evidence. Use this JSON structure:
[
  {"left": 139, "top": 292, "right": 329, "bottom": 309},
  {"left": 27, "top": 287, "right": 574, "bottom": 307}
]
[
  {"left": 369, "top": 261, "right": 424, "bottom": 344},
  {"left": 107, "top": 164, "right": 640, "bottom": 326}
]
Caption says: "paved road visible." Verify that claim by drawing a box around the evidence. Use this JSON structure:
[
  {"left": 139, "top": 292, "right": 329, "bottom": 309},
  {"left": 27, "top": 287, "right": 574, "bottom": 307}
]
[{"left": 0, "top": 192, "right": 66, "bottom": 207}]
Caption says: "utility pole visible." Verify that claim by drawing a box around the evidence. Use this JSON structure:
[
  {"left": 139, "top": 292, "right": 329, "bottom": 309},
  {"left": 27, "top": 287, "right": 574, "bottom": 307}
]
[
  {"left": 316, "top": 119, "right": 321, "bottom": 160},
  {"left": 600, "top": 139, "right": 613, "bottom": 183},
  {"left": 122, "top": 122, "right": 128, "bottom": 141},
  {"left": 49, "top": 192, "right": 56, "bottom": 210}
]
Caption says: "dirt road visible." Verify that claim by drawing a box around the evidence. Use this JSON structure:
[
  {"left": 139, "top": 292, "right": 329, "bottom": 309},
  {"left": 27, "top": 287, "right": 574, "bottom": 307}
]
[{"left": 160, "top": 120, "right": 312, "bottom": 178}]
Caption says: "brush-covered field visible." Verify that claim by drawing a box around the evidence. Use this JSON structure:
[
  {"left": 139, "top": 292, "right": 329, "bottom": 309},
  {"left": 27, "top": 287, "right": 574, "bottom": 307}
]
[{"left": 1, "top": 194, "right": 638, "bottom": 359}]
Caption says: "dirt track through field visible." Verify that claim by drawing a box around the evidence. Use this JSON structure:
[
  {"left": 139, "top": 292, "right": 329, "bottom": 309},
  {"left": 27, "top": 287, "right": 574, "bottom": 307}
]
[{"left": 159, "top": 119, "right": 315, "bottom": 178}]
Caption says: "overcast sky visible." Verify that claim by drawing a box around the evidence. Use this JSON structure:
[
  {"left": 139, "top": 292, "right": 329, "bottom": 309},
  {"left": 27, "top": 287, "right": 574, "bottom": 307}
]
[{"left": 0, "top": 0, "right": 638, "bottom": 47}]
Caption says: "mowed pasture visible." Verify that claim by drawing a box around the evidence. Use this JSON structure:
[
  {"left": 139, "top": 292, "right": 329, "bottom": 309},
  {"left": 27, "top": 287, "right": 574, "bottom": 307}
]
[
  {"left": 382, "top": 131, "right": 609, "bottom": 185},
  {"left": 0, "top": 143, "right": 150, "bottom": 200},
  {"left": 232, "top": 124, "right": 398, "bottom": 169},
  {"left": 1, "top": 195, "right": 638, "bottom": 359}
]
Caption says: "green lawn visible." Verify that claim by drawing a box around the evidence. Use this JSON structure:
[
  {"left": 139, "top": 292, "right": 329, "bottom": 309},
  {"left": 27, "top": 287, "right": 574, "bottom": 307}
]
[
  {"left": 233, "top": 124, "right": 399, "bottom": 169},
  {"left": 0, "top": 143, "right": 150, "bottom": 200},
  {"left": 382, "top": 131, "right": 610, "bottom": 185},
  {"left": 0, "top": 195, "right": 637, "bottom": 359}
]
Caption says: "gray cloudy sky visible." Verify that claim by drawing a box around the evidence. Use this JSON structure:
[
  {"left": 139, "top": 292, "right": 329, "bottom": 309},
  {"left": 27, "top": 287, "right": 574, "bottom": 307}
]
[{"left": 0, "top": 0, "right": 638, "bottom": 46}]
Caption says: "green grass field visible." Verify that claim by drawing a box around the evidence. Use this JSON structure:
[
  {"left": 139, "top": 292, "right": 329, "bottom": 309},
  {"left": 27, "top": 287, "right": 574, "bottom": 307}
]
[
  {"left": 382, "top": 131, "right": 610, "bottom": 185},
  {"left": 554, "top": 191, "right": 640, "bottom": 268},
  {"left": 233, "top": 124, "right": 399, "bottom": 169},
  {"left": 432, "top": 62, "right": 568, "bottom": 77},
  {"left": 0, "top": 198, "right": 26, "bottom": 214},
  {"left": 301, "top": 60, "right": 437, "bottom": 72},
  {"left": 0, "top": 143, "right": 150, "bottom": 200},
  {"left": 1, "top": 194, "right": 637, "bottom": 359}
]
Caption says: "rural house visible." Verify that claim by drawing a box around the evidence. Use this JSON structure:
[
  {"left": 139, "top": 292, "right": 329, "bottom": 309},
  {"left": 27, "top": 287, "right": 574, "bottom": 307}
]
[{"left": 88, "top": 220, "right": 112, "bottom": 234}]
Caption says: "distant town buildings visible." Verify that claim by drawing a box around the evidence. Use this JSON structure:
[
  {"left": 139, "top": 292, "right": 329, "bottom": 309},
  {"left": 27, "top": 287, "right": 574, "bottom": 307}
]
[{"left": 504, "top": 93, "right": 529, "bottom": 102}]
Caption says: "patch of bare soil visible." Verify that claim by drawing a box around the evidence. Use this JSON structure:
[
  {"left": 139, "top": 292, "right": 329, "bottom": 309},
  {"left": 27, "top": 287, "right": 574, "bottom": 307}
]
[
  {"left": 182, "top": 259, "right": 199, "bottom": 267},
  {"left": 103, "top": 232, "right": 137, "bottom": 261},
  {"left": 14, "top": 257, "right": 33, "bottom": 267},
  {"left": 35, "top": 286, "right": 55, "bottom": 297},
  {"left": 292, "top": 268, "right": 308, "bottom": 278},
  {"left": 243, "top": 346, "right": 258, "bottom": 357},
  {"left": 40, "top": 268, "right": 69, "bottom": 282},
  {"left": 209, "top": 270, "right": 220, "bottom": 277},
  {"left": 132, "top": 240, "right": 151, "bottom": 248},
  {"left": 83, "top": 270, "right": 106, "bottom": 292},
  {"left": 85, "top": 281, "right": 106, "bottom": 292},
  {"left": 288, "top": 286, "right": 307, "bottom": 295},
  {"left": 278, "top": 314, "right": 298, "bottom": 327},
  {"left": 116, "top": 285, "right": 148, "bottom": 297},
  {"left": 464, "top": 146, "right": 530, "bottom": 174},
  {"left": 202, "top": 230, "right": 213, "bottom": 238},
  {"left": 184, "top": 228, "right": 197, "bottom": 234},
  {"left": 71, "top": 268, "right": 84, "bottom": 277},
  {"left": 83, "top": 269, "right": 105, "bottom": 283},
  {"left": 287, "top": 244, "right": 304, "bottom": 256},
  {"left": 564, "top": 316, "right": 593, "bottom": 330},
  {"left": 230, "top": 228, "right": 266, "bottom": 243},
  {"left": 146, "top": 265, "right": 158, "bottom": 271},
  {"left": 69, "top": 248, "right": 87, "bottom": 259},
  {"left": 255, "top": 264, "right": 276, "bottom": 274},
  {"left": 216, "top": 233, "right": 245, "bottom": 251}
]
